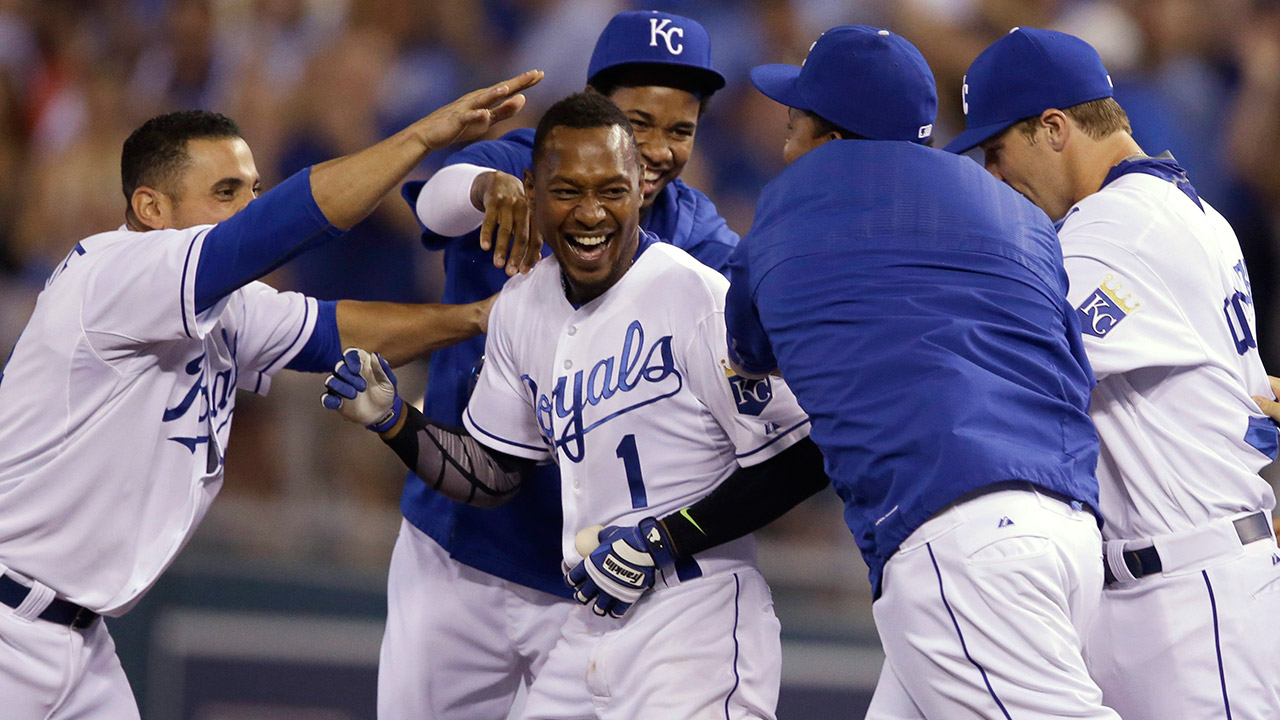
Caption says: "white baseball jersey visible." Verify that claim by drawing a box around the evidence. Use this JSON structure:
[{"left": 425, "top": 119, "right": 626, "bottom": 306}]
[
  {"left": 0, "top": 225, "right": 316, "bottom": 615},
  {"left": 463, "top": 240, "right": 811, "bottom": 582},
  {"left": 1061, "top": 172, "right": 1277, "bottom": 541}
]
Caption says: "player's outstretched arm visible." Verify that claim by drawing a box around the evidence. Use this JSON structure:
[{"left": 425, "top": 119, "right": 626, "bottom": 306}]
[
  {"left": 321, "top": 348, "right": 530, "bottom": 507},
  {"left": 334, "top": 293, "right": 496, "bottom": 368},
  {"left": 567, "top": 436, "right": 829, "bottom": 617},
  {"left": 311, "top": 70, "right": 543, "bottom": 231},
  {"left": 1251, "top": 375, "right": 1280, "bottom": 422}
]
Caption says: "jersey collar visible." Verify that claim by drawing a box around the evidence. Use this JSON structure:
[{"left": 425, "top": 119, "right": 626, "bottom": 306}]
[{"left": 1100, "top": 152, "right": 1203, "bottom": 212}]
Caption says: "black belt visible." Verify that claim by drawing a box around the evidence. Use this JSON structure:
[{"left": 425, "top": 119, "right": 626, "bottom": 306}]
[
  {"left": 1104, "top": 511, "right": 1274, "bottom": 585},
  {"left": 0, "top": 573, "right": 99, "bottom": 629}
]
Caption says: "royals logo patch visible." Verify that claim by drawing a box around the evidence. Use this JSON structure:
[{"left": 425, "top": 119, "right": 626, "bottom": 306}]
[
  {"left": 721, "top": 360, "right": 773, "bottom": 416},
  {"left": 1077, "top": 274, "right": 1140, "bottom": 338}
]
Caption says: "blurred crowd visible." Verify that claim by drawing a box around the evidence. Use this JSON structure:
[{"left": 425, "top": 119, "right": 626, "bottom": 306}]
[{"left": 2, "top": 0, "right": 1279, "bottom": 624}]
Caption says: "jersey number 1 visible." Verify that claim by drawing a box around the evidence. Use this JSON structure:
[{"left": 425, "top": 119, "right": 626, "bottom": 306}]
[{"left": 615, "top": 434, "right": 648, "bottom": 509}]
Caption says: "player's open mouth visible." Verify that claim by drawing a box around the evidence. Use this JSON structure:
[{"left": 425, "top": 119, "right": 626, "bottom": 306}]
[
  {"left": 564, "top": 232, "right": 613, "bottom": 263},
  {"left": 641, "top": 168, "right": 665, "bottom": 198}
]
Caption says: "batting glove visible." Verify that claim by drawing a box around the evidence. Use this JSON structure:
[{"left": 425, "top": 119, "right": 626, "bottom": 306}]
[
  {"left": 566, "top": 517, "right": 676, "bottom": 618},
  {"left": 321, "top": 348, "right": 403, "bottom": 432}
]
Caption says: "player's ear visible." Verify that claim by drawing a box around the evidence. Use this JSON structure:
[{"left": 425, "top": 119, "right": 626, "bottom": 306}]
[
  {"left": 1041, "top": 109, "right": 1070, "bottom": 152},
  {"left": 523, "top": 170, "right": 535, "bottom": 210},
  {"left": 130, "top": 187, "right": 170, "bottom": 231}
]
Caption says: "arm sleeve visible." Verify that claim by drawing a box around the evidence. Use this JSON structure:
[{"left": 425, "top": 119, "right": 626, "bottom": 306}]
[
  {"left": 285, "top": 299, "right": 341, "bottom": 373},
  {"left": 461, "top": 290, "right": 554, "bottom": 461},
  {"left": 723, "top": 243, "right": 778, "bottom": 375},
  {"left": 660, "top": 436, "right": 829, "bottom": 558},
  {"left": 682, "top": 306, "right": 810, "bottom": 467},
  {"left": 1061, "top": 230, "right": 1207, "bottom": 379},
  {"left": 383, "top": 405, "right": 533, "bottom": 508},
  {"left": 194, "top": 168, "right": 345, "bottom": 312},
  {"left": 413, "top": 163, "right": 490, "bottom": 236},
  {"left": 230, "top": 281, "right": 323, "bottom": 395}
]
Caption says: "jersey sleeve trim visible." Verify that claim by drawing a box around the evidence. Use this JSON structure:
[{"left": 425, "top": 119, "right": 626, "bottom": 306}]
[
  {"left": 462, "top": 407, "right": 552, "bottom": 461},
  {"left": 733, "top": 418, "right": 811, "bottom": 466},
  {"left": 248, "top": 296, "right": 318, "bottom": 395},
  {"left": 180, "top": 227, "right": 213, "bottom": 339}
]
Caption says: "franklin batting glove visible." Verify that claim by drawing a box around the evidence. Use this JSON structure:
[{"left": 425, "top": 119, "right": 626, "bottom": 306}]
[
  {"left": 565, "top": 517, "right": 676, "bottom": 618},
  {"left": 321, "top": 348, "right": 403, "bottom": 432}
]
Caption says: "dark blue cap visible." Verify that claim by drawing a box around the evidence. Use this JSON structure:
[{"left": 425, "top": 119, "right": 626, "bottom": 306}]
[
  {"left": 944, "top": 27, "right": 1114, "bottom": 154},
  {"left": 587, "top": 10, "right": 726, "bottom": 93},
  {"left": 750, "top": 25, "right": 937, "bottom": 144}
]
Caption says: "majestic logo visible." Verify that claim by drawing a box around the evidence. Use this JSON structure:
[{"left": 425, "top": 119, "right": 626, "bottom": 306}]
[
  {"left": 1078, "top": 274, "right": 1140, "bottom": 338},
  {"left": 649, "top": 17, "right": 684, "bottom": 55},
  {"left": 998, "top": 516, "right": 1014, "bottom": 528},
  {"left": 720, "top": 360, "right": 773, "bottom": 416},
  {"left": 533, "top": 320, "right": 682, "bottom": 463}
]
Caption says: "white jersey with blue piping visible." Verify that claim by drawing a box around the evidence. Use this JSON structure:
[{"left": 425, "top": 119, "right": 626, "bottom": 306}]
[
  {"left": 1061, "top": 161, "right": 1277, "bottom": 541},
  {"left": 464, "top": 238, "right": 810, "bottom": 584},
  {"left": 0, "top": 226, "right": 316, "bottom": 614}
]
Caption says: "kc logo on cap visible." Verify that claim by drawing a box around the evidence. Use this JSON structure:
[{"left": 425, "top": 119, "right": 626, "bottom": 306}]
[{"left": 649, "top": 17, "right": 684, "bottom": 55}]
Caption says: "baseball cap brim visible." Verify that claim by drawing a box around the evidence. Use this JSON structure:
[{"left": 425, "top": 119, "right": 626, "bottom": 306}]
[
  {"left": 749, "top": 64, "right": 808, "bottom": 111},
  {"left": 942, "top": 118, "right": 1021, "bottom": 154}
]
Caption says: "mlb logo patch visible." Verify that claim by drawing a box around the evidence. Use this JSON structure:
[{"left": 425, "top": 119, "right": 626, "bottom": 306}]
[{"left": 1077, "top": 274, "right": 1140, "bottom": 338}]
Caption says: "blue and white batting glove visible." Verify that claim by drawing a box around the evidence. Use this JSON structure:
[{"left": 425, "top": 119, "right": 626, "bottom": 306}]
[
  {"left": 321, "top": 348, "right": 403, "bottom": 433},
  {"left": 566, "top": 517, "right": 676, "bottom": 618}
]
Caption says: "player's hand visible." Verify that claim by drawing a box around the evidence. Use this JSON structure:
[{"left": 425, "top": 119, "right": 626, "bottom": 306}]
[
  {"left": 415, "top": 70, "right": 544, "bottom": 153},
  {"left": 1251, "top": 376, "right": 1280, "bottom": 422},
  {"left": 565, "top": 517, "right": 676, "bottom": 618},
  {"left": 321, "top": 348, "right": 403, "bottom": 432},
  {"left": 473, "top": 171, "right": 541, "bottom": 275}
]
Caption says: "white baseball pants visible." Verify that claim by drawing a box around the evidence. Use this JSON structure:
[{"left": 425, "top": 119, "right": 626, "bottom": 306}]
[
  {"left": 1087, "top": 520, "right": 1280, "bottom": 719},
  {"left": 378, "top": 519, "right": 571, "bottom": 720},
  {"left": 865, "top": 485, "right": 1121, "bottom": 720},
  {"left": 0, "top": 595, "right": 138, "bottom": 719},
  {"left": 517, "top": 568, "right": 781, "bottom": 720}
]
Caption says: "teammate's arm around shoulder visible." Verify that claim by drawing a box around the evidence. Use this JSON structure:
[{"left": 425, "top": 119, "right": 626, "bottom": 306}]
[{"left": 320, "top": 348, "right": 531, "bottom": 508}]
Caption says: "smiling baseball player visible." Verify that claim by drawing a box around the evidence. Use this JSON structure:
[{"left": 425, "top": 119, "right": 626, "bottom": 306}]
[
  {"left": 324, "top": 92, "right": 827, "bottom": 719},
  {"left": 0, "top": 71, "right": 540, "bottom": 719},
  {"left": 381, "top": 11, "right": 741, "bottom": 720},
  {"left": 948, "top": 27, "right": 1280, "bottom": 720}
]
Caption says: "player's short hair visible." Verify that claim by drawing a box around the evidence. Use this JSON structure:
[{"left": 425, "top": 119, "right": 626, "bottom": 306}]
[
  {"left": 804, "top": 111, "right": 866, "bottom": 142},
  {"left": 532, "top": 92, "right": 639, "bottom": 170},
  {"left": 1015, "top": 97, "right": 1131, "bottom": 142},
  {"left": 121, "top": 110, "right": 242, "bottom": 201},
  {"left": 588, "top": 64, "right": 717, "bottom": 115}
]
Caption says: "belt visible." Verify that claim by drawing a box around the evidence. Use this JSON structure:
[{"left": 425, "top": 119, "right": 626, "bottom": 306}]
[
  {"left": 0, "top": 573, "right": 99, "bottom": 629},
  {"left": 1104, "top": 511, "right": 1273, "bottom": 585}
]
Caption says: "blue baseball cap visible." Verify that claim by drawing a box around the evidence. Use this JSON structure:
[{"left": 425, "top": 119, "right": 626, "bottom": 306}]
[
  {"left": 750, "top": 25, "right": 937, "bottom": 144},
  {"left": 944, "top": 27, "right": 1114, "bottom": 154},
  {"left": 587, "top": 10, "right": 726, "bottom": 94}
]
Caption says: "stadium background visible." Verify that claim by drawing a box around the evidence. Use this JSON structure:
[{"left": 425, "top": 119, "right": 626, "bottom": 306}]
[{"left": 0, "top": 0, "right": 1278, "bottom": 716}]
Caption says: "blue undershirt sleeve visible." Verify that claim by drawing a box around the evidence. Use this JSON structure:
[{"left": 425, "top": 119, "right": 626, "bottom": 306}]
[
  {"left": 724, "top": 244, "right": 777, "bottom": 374},
  {"left": 285, "top": 299, "right": 341, "bottom": 372},
  {"left": 194, "top": 168, "right": 345, "bottom": 313}
]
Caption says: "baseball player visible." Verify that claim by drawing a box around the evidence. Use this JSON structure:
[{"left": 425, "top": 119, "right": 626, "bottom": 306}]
[
  {"left": 947, "top": 28, "right": 1280, "bottom": 719},
  {"left": 0, "top": 71, "right": 541, "bottom": 719},
  {"left": 721, "top": 26, "right": 1121, "bottom": 719},
  {"left": 323, "top": 91, "right": 828, "bottom": 720},
  {"left": 381, "top": 11, "right": 740, "bottom": 719}
]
